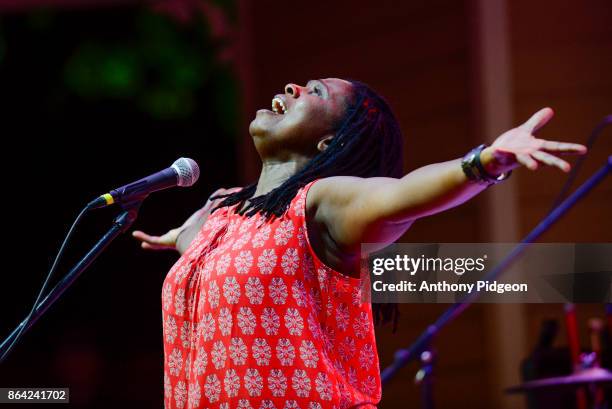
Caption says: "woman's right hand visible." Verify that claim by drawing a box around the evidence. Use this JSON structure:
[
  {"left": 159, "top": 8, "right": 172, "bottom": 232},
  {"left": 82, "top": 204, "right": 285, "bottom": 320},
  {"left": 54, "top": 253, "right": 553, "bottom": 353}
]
[{"left": 132, "top": 228, "right": 183, "bottom": 251}]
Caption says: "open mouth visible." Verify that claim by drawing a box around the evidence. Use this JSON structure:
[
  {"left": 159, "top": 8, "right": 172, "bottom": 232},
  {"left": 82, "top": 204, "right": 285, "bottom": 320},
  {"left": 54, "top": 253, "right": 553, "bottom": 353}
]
[{"left": 271, "top": 97, "right": 287, "bottom": 114}]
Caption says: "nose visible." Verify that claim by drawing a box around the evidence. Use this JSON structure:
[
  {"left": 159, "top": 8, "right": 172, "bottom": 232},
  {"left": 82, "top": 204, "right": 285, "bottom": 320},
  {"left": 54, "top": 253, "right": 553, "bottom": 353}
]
[{"left": 285, "top": 83, "right": 300, "bottom": 98}]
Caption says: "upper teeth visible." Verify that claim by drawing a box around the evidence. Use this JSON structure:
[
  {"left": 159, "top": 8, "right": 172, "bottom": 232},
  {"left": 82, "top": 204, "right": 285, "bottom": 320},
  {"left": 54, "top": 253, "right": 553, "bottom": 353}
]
[{"left": 272, "top": 97, "right": 287, "bottom": 114}]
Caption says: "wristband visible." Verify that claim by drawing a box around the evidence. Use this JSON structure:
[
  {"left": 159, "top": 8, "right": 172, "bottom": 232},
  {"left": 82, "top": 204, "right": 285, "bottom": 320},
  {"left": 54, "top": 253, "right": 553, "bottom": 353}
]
[{"left": 461, "top": 144, "right": 512, "bottom": 185}]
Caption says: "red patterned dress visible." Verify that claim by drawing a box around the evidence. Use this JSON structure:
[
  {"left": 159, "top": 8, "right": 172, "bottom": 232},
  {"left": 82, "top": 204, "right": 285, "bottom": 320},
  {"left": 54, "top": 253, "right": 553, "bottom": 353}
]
[{"left": 162, "top": 180, "right": 381, "bottom": 409}]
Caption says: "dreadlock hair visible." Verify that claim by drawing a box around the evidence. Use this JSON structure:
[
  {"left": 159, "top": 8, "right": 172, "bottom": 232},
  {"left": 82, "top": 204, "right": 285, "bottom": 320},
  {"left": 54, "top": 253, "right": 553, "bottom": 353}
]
[{"left": 212, "top": 79, "right": 404, "bottom": 330}]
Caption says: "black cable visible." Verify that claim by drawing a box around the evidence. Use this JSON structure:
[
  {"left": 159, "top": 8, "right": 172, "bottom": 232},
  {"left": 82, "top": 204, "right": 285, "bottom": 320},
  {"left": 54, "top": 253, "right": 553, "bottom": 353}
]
[{"left": 0, "top": 204, "right": 91, "bottom": 364}]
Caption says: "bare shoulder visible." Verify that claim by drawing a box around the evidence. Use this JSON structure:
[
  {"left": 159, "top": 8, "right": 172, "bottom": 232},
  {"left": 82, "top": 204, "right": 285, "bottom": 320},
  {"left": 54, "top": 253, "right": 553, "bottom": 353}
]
[
  {"left": 305, "top": 175, "right": 408, "bottom": 256},
  {"left": 306, "top": 176, "right": 396, "bottom": 211}
]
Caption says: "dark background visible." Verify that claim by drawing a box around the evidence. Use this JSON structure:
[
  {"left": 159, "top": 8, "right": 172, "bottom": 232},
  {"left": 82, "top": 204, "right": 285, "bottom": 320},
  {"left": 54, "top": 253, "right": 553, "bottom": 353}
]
[
  {"left": 0, "top": 1, "right": 610, "bottom": 408},
  {"left": 0, "top": 3, "right": 239, "bottom": 407}
]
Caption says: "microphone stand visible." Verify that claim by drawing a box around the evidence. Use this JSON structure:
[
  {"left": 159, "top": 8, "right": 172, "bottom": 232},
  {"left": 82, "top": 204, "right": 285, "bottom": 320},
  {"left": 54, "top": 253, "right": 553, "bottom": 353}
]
[
  {"left": 380, "top": 156, "right": 612, "bottom": 409},
  {"left": 0, "top": 200, "right": 143, "bottom": 362}
]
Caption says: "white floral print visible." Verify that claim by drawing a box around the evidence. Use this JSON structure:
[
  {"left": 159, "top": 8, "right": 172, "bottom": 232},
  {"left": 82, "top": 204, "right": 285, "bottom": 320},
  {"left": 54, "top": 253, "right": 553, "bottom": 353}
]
[
  {"left": 174, "top": 288, "right": 186, "bottom": 315},
  {"left": 245, "top": 277, "right": 264, "bottom": 305},
  {"left": 193, "top": 347, "right": 207, "bottom": 376},
  {"left": 276, "top": 338, "right": 296, "bottom": 366},
  {"left": 229, "top": 337, "right": 248, "bottom": 365},
  {"left": 299, "top": 340, "right": 318, "bottom": 368},
  {"left": 269, "top": 277, "right": 288, "bottom": 304},
  {"left": 315, "top": 372, "right": 332, "bottom": 401},
  {"left": 281, "top": 247, "right": 299, "bottom": 275},
  {"left": 204, "top": 374, "right": 221, "bottom": 403},
  {"left": 258, "top": 249, "right": 277, "bottom": 274},
  {"left": 261, "top": 307, "right": 280, "bottom": 335},
  {"left": 224, "top": 368, "right": 240, "bottom": 398},
  {"left": 267, "top": 369, "right": 287, "bottom": 397},
  {"left": 174, "top": 380, "right": 187, "bottom": 408},
  {"left": 252, "top": 338, "right": 272, "bottom": 366},
  {"left": 169, "top": 348, "right": 183, "bottom": 376},
  {"left": 218, "top": 307, "right": 232, "bottom": 336},
  {"left": 162, "top": 181, "right": 381, "bottom": 409},
  {"left": 252, "top": 225, "right": 271, "bottom": 248},
  {"left": 208, "top": 281, "right": 220, "bottom": 308},
  {"left": 274, "top": 220, "right": 294, "bottom": 245},
  {"left": 237, "top": 307, "right": 256, "bottom": 335},
  {"left": 284, "top": 308, "right": 304, "bottom": 336},
  {"left": 235, "top": 250, "right": 254, "bottom": 274},
  {"left": 216, "top": 254, "right": 231, "bottom": 276},
  {"left": 223, "top": 276, "right": 241, "bottom": 304},
  {"left": 165, "top": 314, "right": 178, "bottom": 344},
  {"left": 211, "top": 341, "right": 227, "bottom": 370},
  {"left": 291, "top": 369, "right": 311, "bottom": 398},
  {"left": 188, "top": 381, "right": 201, "bottom": 408},
  {"left": 244, "top": 368, "right": 263, "bottom": 397}
]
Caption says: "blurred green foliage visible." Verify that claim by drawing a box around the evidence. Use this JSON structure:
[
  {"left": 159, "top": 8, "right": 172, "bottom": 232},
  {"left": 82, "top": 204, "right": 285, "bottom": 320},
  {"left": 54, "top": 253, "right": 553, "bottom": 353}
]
[{"left": 60, "top": 7, "right": 237, "bottom": 125}]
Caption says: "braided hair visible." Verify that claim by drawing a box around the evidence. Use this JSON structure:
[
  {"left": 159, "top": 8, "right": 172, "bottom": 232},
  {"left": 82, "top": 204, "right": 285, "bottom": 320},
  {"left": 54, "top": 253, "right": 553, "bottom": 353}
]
[{"left": 212, "top": 80, "right": 404, "bottom": 328}]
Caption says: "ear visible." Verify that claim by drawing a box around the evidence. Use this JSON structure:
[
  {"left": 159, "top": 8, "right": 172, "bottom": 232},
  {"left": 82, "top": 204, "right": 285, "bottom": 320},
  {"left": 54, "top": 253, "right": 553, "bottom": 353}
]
[{"left": 317, "top": 135, "right": 334, "bottom": 152}]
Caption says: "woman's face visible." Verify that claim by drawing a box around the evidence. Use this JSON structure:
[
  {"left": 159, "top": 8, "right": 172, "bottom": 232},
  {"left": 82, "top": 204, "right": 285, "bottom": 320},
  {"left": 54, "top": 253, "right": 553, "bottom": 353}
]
[{"left": 249, "top": 78, "right": 353, "bottom": 160}]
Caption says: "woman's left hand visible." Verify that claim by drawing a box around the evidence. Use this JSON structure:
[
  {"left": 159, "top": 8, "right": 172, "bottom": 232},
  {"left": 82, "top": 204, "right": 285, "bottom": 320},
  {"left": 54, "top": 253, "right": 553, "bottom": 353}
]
[{"left": 482, "top": 107, "right": 587, "bottom": 175}]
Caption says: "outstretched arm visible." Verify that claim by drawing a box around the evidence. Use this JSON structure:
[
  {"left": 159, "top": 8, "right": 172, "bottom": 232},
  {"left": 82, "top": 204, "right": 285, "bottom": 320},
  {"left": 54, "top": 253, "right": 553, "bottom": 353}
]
[{"left": 307, "top": 108, "right": 586, "bottom": 253}]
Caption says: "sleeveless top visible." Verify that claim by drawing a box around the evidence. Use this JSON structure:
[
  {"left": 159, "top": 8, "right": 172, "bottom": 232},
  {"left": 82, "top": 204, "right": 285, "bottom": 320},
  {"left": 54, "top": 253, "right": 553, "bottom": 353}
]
[{"left": 162, "top": 180, "right": 381, "bottom": 409}]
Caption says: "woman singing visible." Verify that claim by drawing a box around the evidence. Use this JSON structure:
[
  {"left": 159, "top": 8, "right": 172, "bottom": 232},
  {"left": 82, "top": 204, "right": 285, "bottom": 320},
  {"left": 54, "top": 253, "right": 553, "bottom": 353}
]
[{"left": 133, "top": 78, "right": 585, "bottom": 409}]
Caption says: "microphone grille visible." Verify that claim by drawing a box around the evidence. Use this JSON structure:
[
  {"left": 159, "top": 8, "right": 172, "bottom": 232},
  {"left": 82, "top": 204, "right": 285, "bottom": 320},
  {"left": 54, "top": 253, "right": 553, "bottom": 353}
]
[{"left": 172, "top": 158, "right": 200, "bottom": 187}]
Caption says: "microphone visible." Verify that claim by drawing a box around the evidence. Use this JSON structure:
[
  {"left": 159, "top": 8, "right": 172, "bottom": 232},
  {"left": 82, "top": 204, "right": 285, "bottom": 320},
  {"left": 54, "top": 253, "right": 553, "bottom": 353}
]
[{"left": 87, "top": 157, "right": 200, "bottom": 209}]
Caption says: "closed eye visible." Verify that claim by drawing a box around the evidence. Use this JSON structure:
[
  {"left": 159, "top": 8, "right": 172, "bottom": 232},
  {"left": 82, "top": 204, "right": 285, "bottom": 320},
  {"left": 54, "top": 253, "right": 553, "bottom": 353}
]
[{"left": 307, "top": 80, "right": 325, "bottom": 97}]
